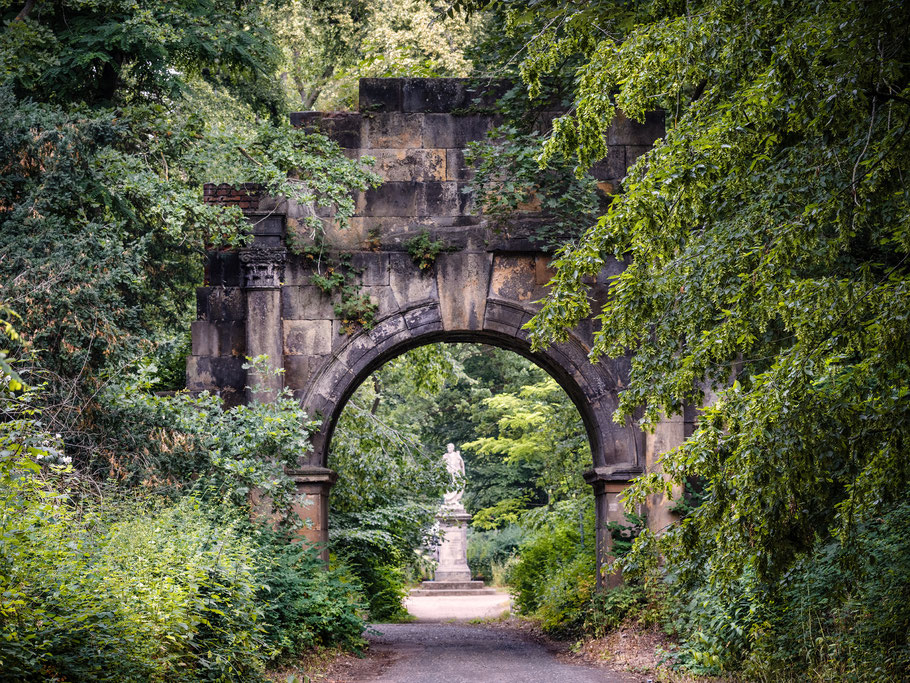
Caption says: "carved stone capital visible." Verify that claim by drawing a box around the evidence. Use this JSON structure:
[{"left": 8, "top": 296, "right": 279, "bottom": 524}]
[{"left": 239, "top": 247, "right": 286, "bottom": 289}]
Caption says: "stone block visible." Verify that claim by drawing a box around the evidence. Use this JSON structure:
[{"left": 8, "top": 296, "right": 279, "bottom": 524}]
[
  {"left": 483, "top": 319, "right": 519, "bottom": 337},
  {"left": 407, "top": 320, "right": 444, "bottom": 338},
  {"left": 418, "top": 182, "right": 474, "bottom": 217},
  {"left": 607, "top": 110, "right": 665, "bottom": 146},
  {"left": 590, "top": 147, "right": 626, "bottom": 181},
  {"left": 250, "top": 214, "right": 284, "bottom": 237},
  {"left": 314, "top": 360, "right": 354, "bottom": 403},
  {"left": 322, "top": 216, "right": 371, "bottom": 250},
  {"left": 185, "top": 355, "right": 211, "bottom": 392},
  {"left": 196, "top": 287, "right": 211, "bottom": 320},
  {"left": 535, "top": 255, "right": 555, "bottom": 286},
  {"left": 403, "top": 303, "right": 442, "bottom": 330},
  {"left": 281, "top": 285, "right": 335, "bottom": 320},
  {"left": 362, "top": 113, "right": 423, "bottom": 149},
  {"left": 355, "top": 181, "right": 420, "bottom": 217},
  {"left": 284, "top": 319, "right": 333, "bottom": 356},
  {"left": 284, "top": 354, "right": 312, "bottom": 388},
  {"left": 368, "top": 313, "right": 407, "bottom": 344},
  {"left": 355, "top": 148, "right": 445, "bottom": 182},
  {"left": 289, "top": 112, "right": 363, "bottom": 148},
  {"left": 436, "top": 251, "right": 492, "bottom": 331},
  {"left": 219, "top": 321, "right": 246, "bottom": 357},
  {"left": 281, "top": 258, "right": 311, "bottom": 287},
  {"left": 345, "top": 337, "right": 388, "bottom": 379},
  {"left": 333, "top": 332, "right": 377, "bottom": 373},
  {"left": 363, "top": 285, "right": 399, "bottom": 317},
  {"left": 401, "top": 78, "right": 512, "bottom": 113},
  {"left": 304, "top": 392, "right": 334, "bottom": 422},
  {"left": 205, "top": 252, "right": 242, "bottom": 288},
  {"left": 390, "top": 252, "right": 438, "bottom": 305},
  {"left": 205, "top": 287, "right": 246, "bottom": 322},
  {"left": 483, "top": 299, "right": 527, "bottom": 331},
  {"left": 422, "top": 114, "right": 497, "bottom": 148},
  {"left": 371, "top": 328, "right": 414, "bottom": 359},
  {"left": 331, "top": 320, "right": 355, "bottom": 351},
  {"left": 359, "top": 78, "right": 403, "bottom": 112},
  {"left": 350, "top": 252, "right": 390, "bottom": 286},
  {"left": 402, "top": 78, "right": 468, "bottom": 113},
  {"left": 208, "top": 356, "right": 246, "bottom": 391},
  {"left": 489, "top": 254, "right": 544, "bottom": 302},
  {"left": 191, "top": 321, "right": 218, "bottom": 357},
  {"left": 445, "top": 148, "right": 474, "bottom": 181}
]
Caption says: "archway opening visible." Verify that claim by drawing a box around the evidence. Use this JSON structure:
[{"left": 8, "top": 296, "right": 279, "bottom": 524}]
[{"left": 324, "top": 341, "right": 604, "bottom": 623}]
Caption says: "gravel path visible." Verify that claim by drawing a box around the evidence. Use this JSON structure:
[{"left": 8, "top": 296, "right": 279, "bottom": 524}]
[{"left": 341, "top": 623, "right": 639, "bottom": 683}]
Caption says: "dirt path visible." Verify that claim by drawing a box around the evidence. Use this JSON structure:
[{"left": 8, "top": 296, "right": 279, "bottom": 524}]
[{"left": 321, "top": 623, "right": 642, "bottom": 683}]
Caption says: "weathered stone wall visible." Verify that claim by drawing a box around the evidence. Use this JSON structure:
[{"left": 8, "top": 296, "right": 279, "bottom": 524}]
[{"left": 188, "top": 78, "right": 676, "bottom": 560}]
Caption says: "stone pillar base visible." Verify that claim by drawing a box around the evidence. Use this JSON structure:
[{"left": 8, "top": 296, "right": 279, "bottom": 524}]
[
  {"left": 585, "top": 467, "right": 637, "bottom": 589},
  {"left": 434, "top": 508, "right": 472, "bottom": 582},
  {"left": 288, "top": 466, "right": 337, "bottom": 563}
]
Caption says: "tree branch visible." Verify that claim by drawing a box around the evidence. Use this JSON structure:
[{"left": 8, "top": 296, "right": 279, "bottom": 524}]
[{"left": 14, "top": 0, "right": 36, "bottom": 21}]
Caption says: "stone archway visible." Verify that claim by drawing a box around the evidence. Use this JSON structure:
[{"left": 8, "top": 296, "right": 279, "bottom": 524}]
[{"left": 188, "top": 78, "right": 681, "bottom": 580}]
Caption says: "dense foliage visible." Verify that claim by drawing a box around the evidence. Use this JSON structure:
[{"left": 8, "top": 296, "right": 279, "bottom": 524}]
[
  {"left": 452, "top": 0, "right": 910, "bottom": 678},
  {"left": 6, "top": 0, "right": 907, "bottom": 677},
  {"left": 0, "top": 2, "right": 378, "bottom": 677}
]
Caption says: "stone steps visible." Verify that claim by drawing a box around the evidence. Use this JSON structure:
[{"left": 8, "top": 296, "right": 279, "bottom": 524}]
[
  {"left": 409, "top": 588, "right": 503, "bottom": 597},
  {"left": 409, "top": 580, "right": 504, "bottom": 597}
]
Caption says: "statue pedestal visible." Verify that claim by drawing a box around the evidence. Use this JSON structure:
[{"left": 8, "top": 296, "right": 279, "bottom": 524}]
[{"left": 434, "top": 507, "right": 472, "bottom": 582}]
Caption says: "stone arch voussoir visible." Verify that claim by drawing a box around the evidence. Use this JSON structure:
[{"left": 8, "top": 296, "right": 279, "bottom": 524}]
[{"left": 302, "top": 300, "right": 643, "bottom": 474}]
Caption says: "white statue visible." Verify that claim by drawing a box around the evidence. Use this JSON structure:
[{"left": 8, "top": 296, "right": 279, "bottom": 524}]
[{"left": 442, "top": 443, "right": 465, "bottom": 508}]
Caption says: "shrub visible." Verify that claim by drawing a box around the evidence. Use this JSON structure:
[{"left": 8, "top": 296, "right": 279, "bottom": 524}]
[
  {"left": 331, "top": 503, "right": 438, "bottom": 622},
  {"left": 466, "top": 524, "right": 527, "bottom": 583},
  {"left": 507, "top": 499, "right": 596, "bottom": 634},
  {"left": 254, "top": 538, "right": 366, "bottom": 659},
  {"left": 0, "top": 471, "right": 270, "bottom": 681},
  {"left": 744, "top": 498, "right": 910, "bottom": 680},
  {"left": 98, "top": 369, "right": 319, "bottom": 524}
]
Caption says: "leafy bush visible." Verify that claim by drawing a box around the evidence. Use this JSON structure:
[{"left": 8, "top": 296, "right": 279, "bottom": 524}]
[
  {"left": 331, "top": 503, "right": 439, "bottom": 622},
  {"left": 254, "top": 537, "right": 366, "bottom": 659},
  {"left": 0, "top": 449, "right": 367, "bottom": 681},
  {"left": 98, "top": 369, "right": 318, "bottom": 524},
  {"left": 0, "top": 468, "right": 269, "bottom": 682},
  {"left": 507, "top": 499, "right": 596, "bottom": 634},
  {"left": 744, "top": 499, "right": 910, "bottom": 680},
  {"left": 466, "top": 524, "right": 527, "bottom": 583},
  {"left": 0, "top": 354, "right": 366, "bottom": 680}
]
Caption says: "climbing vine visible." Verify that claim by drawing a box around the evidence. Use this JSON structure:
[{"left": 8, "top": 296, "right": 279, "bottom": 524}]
[{"left": 292, "top": 237, "right": 379, "bottom": 335}]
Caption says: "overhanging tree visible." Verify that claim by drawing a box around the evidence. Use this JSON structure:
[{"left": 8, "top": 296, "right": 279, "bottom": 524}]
[{"left": 457, "top": 0, "right": 910, "bottom": 590}]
